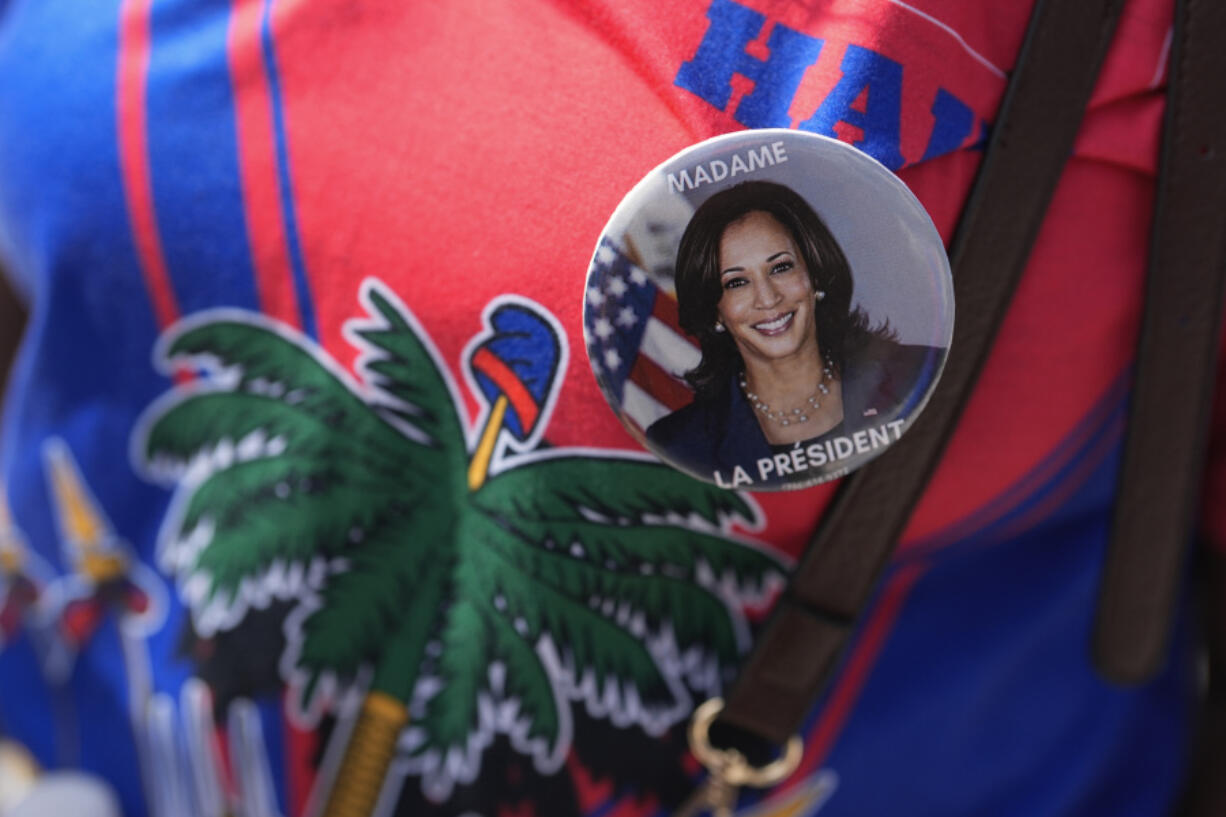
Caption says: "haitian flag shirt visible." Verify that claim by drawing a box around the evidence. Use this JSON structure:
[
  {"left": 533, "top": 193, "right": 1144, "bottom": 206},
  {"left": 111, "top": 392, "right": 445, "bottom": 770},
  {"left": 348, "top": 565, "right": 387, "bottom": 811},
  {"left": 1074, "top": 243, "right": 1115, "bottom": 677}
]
[{"left": 0, "top": 1, "right": 1208, "bottom": 816}]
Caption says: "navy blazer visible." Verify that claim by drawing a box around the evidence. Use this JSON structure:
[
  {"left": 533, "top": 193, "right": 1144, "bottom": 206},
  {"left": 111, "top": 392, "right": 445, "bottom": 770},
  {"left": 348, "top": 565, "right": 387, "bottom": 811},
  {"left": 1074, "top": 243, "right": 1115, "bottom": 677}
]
[{"left": 645, "top": 338, "right": 943, "bottom": 483}]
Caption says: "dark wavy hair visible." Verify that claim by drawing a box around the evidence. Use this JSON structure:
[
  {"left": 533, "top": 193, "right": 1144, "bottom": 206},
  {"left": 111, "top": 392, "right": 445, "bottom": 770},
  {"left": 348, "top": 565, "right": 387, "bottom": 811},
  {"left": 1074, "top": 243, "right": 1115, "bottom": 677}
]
[{"left": 674, "top": 180, "right": 891, "bottom": 399}]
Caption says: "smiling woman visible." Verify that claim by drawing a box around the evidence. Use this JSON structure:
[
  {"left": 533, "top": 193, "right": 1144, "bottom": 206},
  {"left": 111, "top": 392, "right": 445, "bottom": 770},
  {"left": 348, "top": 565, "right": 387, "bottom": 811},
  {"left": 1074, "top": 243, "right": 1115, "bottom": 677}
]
[
  {"left": 712, "top": 209, "right": 834, "bottom": 441},
  {"left": 644, "top": 180, "right": 942, "bottom": 489}
]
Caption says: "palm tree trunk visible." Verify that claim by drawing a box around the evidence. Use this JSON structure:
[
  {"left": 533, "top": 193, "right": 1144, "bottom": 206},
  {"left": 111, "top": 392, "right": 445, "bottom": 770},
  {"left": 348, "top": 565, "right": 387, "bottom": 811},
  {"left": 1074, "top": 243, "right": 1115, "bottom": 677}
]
[{"left": 320, "top": 691, "right": 409, "bottom": 817}]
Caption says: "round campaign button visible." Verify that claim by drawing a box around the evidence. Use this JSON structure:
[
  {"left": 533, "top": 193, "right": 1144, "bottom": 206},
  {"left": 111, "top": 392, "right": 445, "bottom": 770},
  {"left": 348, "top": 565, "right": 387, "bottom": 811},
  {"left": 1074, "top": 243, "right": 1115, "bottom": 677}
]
[{"left": 583, "top": 129, "right": 953, "bottom": 491}]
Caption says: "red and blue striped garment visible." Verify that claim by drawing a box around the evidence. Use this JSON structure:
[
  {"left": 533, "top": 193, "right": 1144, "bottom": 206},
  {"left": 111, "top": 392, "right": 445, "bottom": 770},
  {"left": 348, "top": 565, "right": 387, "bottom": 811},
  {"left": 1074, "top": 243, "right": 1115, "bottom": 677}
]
[{"left": 0, "top": 1, "right": 1215, "bottom": 816}]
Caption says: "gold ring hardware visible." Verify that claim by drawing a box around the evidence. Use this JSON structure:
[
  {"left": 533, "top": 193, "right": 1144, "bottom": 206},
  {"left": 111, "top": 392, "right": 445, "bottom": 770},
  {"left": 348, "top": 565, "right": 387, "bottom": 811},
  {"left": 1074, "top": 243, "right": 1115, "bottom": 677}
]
[{"left": 687, "top": 698, "right": 803, "bottom": 788}]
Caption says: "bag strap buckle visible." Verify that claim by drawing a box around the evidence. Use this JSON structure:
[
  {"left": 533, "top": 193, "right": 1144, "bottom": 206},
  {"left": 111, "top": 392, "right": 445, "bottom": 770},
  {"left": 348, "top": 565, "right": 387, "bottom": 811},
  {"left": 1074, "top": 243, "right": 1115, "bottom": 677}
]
[{"left": 676, "top": 698, "right": 803, "bottom": 816}]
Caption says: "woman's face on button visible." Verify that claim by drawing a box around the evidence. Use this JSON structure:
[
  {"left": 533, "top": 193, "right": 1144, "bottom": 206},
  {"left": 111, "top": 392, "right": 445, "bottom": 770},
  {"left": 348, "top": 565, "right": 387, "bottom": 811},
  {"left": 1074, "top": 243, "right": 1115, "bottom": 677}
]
[{"left": 715, "top": 210, "right": 818, "bottom": 368}]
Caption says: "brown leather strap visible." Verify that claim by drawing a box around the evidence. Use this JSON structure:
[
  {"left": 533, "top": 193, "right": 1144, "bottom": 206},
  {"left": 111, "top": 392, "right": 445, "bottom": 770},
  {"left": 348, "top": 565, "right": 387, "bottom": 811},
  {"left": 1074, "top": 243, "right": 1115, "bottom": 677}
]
[
  {"left": 1092, "top": 0, "right": 1226, "bottom": 684},
  {"left": 715, "top": 0, "right": 1127, "bottom": 747}
]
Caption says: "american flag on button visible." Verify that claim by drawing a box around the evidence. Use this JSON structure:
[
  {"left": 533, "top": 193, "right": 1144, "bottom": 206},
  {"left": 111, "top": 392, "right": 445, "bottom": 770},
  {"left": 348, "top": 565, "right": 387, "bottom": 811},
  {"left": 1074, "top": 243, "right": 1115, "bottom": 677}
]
[{"left": 586, "top": 238, "right": 701, "bottom": 430}]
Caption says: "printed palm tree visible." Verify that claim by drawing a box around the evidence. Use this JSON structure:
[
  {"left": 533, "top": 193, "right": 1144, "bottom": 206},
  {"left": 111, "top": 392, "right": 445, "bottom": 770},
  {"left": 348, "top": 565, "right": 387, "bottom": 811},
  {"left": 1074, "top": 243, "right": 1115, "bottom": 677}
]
[{"left": 139, "top": 281, "right": 783, "bottom": 817}]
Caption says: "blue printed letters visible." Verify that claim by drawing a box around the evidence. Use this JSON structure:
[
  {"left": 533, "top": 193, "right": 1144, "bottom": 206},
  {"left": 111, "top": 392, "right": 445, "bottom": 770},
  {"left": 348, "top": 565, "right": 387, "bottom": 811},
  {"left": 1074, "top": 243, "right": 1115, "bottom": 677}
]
[
  {"left": 675, "top": 0, "right": 823, "bottom": 129},
  {"left": 675, "top": 0, "right": 981, "bottom": 169}
]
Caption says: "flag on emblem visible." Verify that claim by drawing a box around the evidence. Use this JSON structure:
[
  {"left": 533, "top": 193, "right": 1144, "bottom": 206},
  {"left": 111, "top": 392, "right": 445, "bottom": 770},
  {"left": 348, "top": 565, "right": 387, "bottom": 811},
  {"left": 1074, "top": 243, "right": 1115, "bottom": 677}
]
[
  {"left": 584, "top": 239, "right": 701, "bottom": 430},
  {"left": 468, "top": 303, "right": 561, "bottom": 441}
]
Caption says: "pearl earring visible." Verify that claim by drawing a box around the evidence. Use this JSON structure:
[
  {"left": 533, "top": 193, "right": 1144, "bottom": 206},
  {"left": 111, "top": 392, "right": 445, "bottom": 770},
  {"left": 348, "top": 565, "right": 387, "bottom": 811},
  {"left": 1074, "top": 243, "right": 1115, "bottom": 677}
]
[
  {"left": 714, "top": 323, "right": 726, "bottom": 333},
  {"left": 815, "top": 290, "right": 827, "bottom": 301}
]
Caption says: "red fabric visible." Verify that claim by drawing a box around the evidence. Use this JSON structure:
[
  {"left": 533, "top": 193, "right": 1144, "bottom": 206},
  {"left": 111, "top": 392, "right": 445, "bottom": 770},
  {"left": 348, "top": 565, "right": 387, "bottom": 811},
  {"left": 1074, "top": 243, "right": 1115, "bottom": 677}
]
[{"left": 257, "top": 0, "right": 1183, "bottom": 563}]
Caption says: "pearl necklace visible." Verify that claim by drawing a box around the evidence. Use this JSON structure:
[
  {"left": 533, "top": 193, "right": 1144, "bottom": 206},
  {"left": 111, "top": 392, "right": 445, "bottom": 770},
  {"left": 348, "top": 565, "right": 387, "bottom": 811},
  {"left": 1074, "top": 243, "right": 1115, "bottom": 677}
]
[{"left": 739, "top": 359, "right": 836, "bottom": 427}]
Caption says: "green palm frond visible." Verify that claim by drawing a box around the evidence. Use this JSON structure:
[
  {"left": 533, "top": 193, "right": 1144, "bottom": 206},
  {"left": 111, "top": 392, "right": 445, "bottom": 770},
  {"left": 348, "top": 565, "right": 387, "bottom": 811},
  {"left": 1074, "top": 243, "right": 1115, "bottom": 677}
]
[
  {"left": 179, "top": 460, "right": 401, "bottom": 605},
  {"left": 178, "top": 454, "right": 388, "bottom": 533},
  {"left": 487, "top": 610, "right": 560, "bottom": 747},
  {"left": 476, "top": 457, "right": 780, "bottom": 595},
  {"left": 420, "top": 595, "right": 490, "bottom": 752},
  {"left": 418, "top": 512, "right": 680, "bottom": 758},
  {"left": 296, "top": 522, "right": 451, "bottom": 707},
  {"left": 495, "top": 567, "right": 675, "bottom": 705},
  {"left": 484, "top": 535, "right": 743, "bottom": 664},
  {"left": 499, "top": 518, "right": 778, "bottom": 592},
  {"left": 476, "top": 456, "right": 757, "bottom": 528},
  {"left": 351, "top": 288, "right": 465, "bottom": 453},
  {"left": 470, "top": 518, "right": 675, "bottom": 703},
  {"left": 145, "top": 391, "right": 413, "bottom": 475},
  {"left": 146, "top": 299, "right": 467, "bottom": 616},
  {"left": 165, "top": 321, "right": 378, "bottom": 433}
]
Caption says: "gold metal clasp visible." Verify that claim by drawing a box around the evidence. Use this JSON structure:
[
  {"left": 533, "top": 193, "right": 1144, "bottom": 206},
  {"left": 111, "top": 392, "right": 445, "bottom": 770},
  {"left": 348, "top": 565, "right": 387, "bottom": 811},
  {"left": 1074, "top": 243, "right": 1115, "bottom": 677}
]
[{"left": 676, "top": 698, "right": 803, "bottom": 817}]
